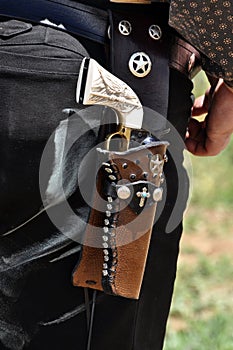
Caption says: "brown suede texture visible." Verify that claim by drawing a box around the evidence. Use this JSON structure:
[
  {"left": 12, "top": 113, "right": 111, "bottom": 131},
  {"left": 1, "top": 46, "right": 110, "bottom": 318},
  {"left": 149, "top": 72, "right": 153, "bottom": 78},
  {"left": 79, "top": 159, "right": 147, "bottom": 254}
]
[{"left": 73, "top": 142, "right": 168, "bottom": 299}]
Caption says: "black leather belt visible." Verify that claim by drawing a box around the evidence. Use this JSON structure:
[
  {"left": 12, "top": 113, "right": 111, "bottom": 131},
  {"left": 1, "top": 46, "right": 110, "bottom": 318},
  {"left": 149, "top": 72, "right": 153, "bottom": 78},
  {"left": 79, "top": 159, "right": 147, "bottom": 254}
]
[{"left": 0, "top": 0, "right": 109, "bottom": 44}]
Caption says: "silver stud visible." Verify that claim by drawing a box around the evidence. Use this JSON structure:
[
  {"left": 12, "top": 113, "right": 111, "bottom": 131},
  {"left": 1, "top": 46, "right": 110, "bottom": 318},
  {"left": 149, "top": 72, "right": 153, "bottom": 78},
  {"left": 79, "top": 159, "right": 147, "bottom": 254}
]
[
  {"left": 104, "top": 219, "right": 110, "bottom": 225},
  {"left": 102, "top": 270, "right": 108, "bottom": 276},
  {"left": 104, "top": 256, "right": 109, "bottom": 262},
  {"left": 105, "top": 167, "right": 113, "bottom": 174},
  {"left": 106, "top": 211, "right": 111, "bottom": 217},
  {"left": 153, "top": 187, "right": 163, "bottom": 202},
  {"left": 149, "top": 25, "right": 162, "bottom": 40},
  {"left": 103, "top": 227, "right": 109, "bottom": 233},
  {"left": 103, "top": 249, "right": 109, "bottom": 255},
  {"left": 118, "top": 20, "right": 132, "bottom": 36},
  {"left": 128, "top": 52, "right": 152, "bottom": 78},
  {"left": 109, "top": 175, "right": 117, "bottom": 181},
  {"left": 117, "top": 185, "right": 131, "bottom": 200},
  {"left": 103, "top": 263, "right": 108, "bottom": 269},
  {"left": 107, "top": 197, "right": 113, "bottom": 203},
  {"left": 102, "top": 162, "right": 110, "bottom": 167},
  {"left": 109, "top": 229, "right": 116, "bottom": 237},
  {"left": 107, "top": 204, "right": 113, "bottom": 210},
  {"left": 102, "top": 235, "right": 108, "bottom": 242},
  {"left": 102, "top": 242, "right": 108, "bottom": 249}
]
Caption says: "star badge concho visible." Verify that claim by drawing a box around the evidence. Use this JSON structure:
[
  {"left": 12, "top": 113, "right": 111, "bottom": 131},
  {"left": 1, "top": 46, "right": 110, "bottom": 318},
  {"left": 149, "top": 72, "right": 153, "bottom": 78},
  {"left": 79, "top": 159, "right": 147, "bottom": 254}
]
[
  {"left": 118, "top": 20, "right": 132, "bottom": 36},
  {"left": 128, "top": 52, "right": 152, "bottom": 78}
]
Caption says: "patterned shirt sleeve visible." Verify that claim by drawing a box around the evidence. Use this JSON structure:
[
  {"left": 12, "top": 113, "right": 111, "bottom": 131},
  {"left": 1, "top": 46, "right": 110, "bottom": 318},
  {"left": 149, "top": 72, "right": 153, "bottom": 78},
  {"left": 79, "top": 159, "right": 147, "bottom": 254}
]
[{"left": 168, "top": 0, "right": 233, "bottom": 85}]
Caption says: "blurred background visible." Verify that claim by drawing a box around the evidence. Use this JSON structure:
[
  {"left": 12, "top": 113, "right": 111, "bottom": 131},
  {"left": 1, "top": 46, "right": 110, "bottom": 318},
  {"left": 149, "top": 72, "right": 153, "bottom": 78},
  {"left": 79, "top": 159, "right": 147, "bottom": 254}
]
[{"left": 164, "top": 72, "right": 233, "bottom": 349}]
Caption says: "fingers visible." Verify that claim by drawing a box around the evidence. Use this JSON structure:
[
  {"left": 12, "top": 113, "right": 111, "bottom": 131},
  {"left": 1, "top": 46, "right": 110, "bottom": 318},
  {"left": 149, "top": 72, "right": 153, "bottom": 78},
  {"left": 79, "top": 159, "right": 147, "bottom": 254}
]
[
  {"left": 185, "top": 118, "right": 231, "bottom": 156},
  {"left": 192, "top": 89, "right": 210, "bottom": 117},
  {"left": 185, "top": 118, "right": 207, "bottom": 156},
  {"left": 187, "top": 79, "right": 233, "bottom": 156},
  {"left": 192, "top": 95, "right": 208, "bottom": 116}
]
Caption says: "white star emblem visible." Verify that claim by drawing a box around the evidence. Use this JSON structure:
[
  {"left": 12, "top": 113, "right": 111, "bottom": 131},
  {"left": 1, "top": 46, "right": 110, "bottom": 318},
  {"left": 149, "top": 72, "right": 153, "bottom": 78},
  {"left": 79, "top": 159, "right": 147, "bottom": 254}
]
[{"left": 128, "top": 52, "right": 152, "bottom": 78}]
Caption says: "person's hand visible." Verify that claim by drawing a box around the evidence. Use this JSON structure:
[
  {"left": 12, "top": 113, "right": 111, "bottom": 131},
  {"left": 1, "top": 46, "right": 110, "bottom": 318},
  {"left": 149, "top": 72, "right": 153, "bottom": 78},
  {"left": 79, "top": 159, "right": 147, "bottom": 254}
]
[{"left": 185, "top": 79, "right": 233, "bottom": 156}]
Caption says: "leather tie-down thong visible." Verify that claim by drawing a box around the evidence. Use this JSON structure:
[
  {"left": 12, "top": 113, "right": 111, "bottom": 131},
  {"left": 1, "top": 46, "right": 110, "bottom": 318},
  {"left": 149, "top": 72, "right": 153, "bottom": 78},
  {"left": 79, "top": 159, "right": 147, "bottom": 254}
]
[{"left": 72, "top": 57, "right": 169, "bottom": 299}]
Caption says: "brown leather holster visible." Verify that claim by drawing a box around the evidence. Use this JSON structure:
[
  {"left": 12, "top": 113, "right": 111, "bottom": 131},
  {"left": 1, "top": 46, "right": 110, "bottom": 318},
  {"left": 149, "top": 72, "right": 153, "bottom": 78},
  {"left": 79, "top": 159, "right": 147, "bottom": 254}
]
[{"left": 73, "top": 141, "right": 168, "bottom": 299}]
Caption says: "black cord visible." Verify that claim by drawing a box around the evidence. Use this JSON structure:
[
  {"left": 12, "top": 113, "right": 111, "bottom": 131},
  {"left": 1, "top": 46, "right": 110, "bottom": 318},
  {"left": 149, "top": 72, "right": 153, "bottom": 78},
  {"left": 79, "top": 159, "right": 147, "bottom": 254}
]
[
  {"left": 84, "top": 287, "right": 91, "bottom": 329},
  {"left": 86, "top": 290, "right": 97, "bottom": 350}
]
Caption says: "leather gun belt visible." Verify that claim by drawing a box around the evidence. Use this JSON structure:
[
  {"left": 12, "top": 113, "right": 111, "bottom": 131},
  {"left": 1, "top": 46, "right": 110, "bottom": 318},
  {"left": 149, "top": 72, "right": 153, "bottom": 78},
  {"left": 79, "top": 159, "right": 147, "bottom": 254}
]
[{"left": 0, "top": 0, "right": 201, "bottom": 79}]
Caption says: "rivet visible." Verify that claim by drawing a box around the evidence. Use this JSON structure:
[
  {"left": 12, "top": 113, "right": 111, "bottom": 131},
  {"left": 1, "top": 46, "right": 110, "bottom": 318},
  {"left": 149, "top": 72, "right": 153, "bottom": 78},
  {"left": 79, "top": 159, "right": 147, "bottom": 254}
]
[
  {"left": 122, "top": 163, "right": 128, "bottom": 169},
  {"left": 130, "top": 174, "right": 136, "bottom": 180}
]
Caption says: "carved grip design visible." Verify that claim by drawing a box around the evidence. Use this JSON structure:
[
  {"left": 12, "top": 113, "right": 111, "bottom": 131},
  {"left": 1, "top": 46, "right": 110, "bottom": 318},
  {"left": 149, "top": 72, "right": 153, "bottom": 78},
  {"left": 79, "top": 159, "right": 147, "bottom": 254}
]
[{"left": 76, "top": 58, "right": 144, "bottom": 129}]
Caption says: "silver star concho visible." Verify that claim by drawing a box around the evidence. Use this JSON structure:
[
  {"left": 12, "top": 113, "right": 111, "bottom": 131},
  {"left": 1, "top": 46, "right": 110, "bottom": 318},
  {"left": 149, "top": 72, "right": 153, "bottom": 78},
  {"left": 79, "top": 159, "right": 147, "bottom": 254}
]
[
  {"left": 118, "top": 20, "right": 132, "bottom": 36},
  {"left": 149, "top": 25, "right": 162, "bottom": 40},
  {"left": 150, "top": 154, "right": 164, "bottom": 178},
  {"left": 128, "top": 52, "right": 152, "bottom": 78}
]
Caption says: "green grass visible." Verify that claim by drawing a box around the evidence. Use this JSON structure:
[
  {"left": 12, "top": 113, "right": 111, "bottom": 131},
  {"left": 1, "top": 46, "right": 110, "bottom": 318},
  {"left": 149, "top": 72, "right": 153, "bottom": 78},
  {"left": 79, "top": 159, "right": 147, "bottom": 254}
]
[
  {"left": 188, "top": 143, "right": 233, "bottom": 208},
  {"left": 164, "top": 255, "right": 233, "bottom": 350},
  {"left": 165, "top": 314, "right": 233, "bottom": 350},
  {"left": 163, "top": 71, "right": 233, "bottom": 349}
]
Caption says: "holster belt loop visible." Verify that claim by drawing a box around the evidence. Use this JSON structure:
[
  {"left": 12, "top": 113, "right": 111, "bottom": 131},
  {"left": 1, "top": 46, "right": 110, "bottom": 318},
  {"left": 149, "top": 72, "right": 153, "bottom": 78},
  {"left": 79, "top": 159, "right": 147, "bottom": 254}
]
[{"left": 109, "top": 5, "right": 171, "bottom": 121}]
